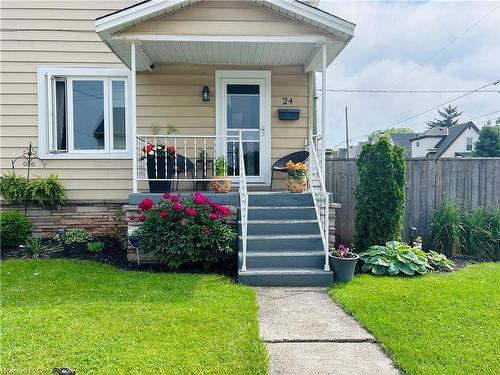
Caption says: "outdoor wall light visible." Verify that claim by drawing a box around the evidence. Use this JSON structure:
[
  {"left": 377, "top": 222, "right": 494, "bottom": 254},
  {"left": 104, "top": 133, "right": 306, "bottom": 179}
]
[{"left": 202, "top": 85, "right": 210, "bottom": 101}]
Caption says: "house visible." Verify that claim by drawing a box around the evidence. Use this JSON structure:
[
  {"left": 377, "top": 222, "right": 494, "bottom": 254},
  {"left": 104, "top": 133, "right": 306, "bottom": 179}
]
[
  {"left": 410, "top": 122, "right": 480, "bottom": 158},
  {"left": 0, "top": 0, "right": 355, "bottom": 286},
  {"left": 389, "top": 133, "right": 418, "bottom": 158}
]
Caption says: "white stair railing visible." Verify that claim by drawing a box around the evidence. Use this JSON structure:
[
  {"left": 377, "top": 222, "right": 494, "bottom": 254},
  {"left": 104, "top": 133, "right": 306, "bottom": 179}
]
[
  {"left": 307, "top": 136, "right": 330, "bottom": 271},
  {"left": 238, "top": 131, "right": 248, "bottom": 272}
]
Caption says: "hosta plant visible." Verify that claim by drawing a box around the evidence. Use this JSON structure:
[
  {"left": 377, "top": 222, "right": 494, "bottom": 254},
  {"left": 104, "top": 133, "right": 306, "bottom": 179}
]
[{"left": 359, "top": 241, "right": 454, "bottom": 276}]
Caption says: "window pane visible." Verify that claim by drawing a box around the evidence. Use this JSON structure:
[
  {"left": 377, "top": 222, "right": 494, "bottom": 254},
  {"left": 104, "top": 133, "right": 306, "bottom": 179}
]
[
  {"left": 54, "top": 80, "right": 67, "bottom": 150},
  {"left": 112, "top": 81, "right": 126, "bottom": 150},
  {"left": 73, "top": 80, "right": 104, "bottom": 150},
  {"left": 227, "top": 84, "right": 260, "bottom": 130}
]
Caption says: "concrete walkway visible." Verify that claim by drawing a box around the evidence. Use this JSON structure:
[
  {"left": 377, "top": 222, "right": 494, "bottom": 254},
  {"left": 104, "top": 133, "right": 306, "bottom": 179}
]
[{"left": 254, "top": 287, "right": 401, "bottom": 375}]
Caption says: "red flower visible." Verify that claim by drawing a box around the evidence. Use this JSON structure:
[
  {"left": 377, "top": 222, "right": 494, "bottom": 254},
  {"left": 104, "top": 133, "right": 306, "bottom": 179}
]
[
  {"left": 128, "top": 214, "right": 135, "bottom": 221},
  {"left": 216, "top": 205, "right": 230, "bottom": 217},
  {"left": 138, "top": 215, "right": 146, "bottom": 222},
  {"left": 167, "top": 145, "right": 176, "bottom": 155},
  {"left": 179, "top": 219, "right": 188, "bottom": 225},
  {"left": 210, "top": 213, "right": 219, "bottom": 220},
  {"left": 143, "top": 144, "right": 154, "bottom": 154},
  {"left": 160, "top": 209, "right": 169, "bottom": 219},
  {"left": 186, "top": 207, "right": 196, "bottom": 217},
  {"left": 138, "top": 198, "right": 154, "bottom": 212},
  {"left": 170, "top": 195, "right": 180, "bottom": 203},
  {"left": 193, "top": 193, "right": 208, "bottom": 205},
  {"left": 204, "top": 228, "right": 210, "bottom": 235},
  {"left": 173, "top": 203, "right": 184, "bottom": 211},
  {"left": 163, "top": 193, "right": 171, "bottom": 199}
]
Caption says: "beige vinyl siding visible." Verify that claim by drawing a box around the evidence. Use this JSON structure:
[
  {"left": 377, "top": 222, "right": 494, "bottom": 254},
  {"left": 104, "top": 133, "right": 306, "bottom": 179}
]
[
  {"left": 136, "top": 64, "right": 310, "bottom": 191},
  {"left": 0, "top": 1, "right": 137, "bottom": 200},
  {"left": 1, "top": 0, "right": 313, "bottom": 197},
  {"left": 122, "top": 0, "right": 329, "bottom": 36}
]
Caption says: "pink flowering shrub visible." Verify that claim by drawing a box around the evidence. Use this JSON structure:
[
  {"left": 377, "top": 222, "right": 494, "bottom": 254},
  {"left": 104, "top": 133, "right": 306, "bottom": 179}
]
[{"left": 132, "top": 192, "right": 236, "bottom": 268}]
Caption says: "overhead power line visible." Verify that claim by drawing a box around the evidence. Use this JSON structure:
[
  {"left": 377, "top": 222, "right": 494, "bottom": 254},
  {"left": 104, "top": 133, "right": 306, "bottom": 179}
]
[
  {"left": 387, "top": 80, "right": 500, "bottom": 128},
  {"left": 464, "top": 110, "right": 500, "bottom": 122},
  {"left": 316, "top": 88, "right": 499, "bottom": 94}
]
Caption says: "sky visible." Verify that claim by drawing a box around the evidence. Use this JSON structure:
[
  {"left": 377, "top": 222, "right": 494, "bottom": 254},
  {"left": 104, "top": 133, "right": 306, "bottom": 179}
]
[{"left": 316, "top": 0, "right": 500, "bottom": 148}]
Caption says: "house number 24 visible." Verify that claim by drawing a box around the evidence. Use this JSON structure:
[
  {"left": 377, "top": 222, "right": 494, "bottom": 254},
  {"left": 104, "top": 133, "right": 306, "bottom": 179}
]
[{"left": 282, "top": 97, "right": 294, "bottom": 105}]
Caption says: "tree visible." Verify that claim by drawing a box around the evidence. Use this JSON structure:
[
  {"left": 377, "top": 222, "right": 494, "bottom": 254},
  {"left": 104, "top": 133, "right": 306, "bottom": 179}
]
[
  {"left": 354, "top": 136, "right": 406, "bottom": 252},
  {"left": 425, "top": 105, "right": 462, "bottom": 129},
  {"left": 474, "top": 124, "right": 500, "bottom": 157},
  {"left": 368, "top": 127, "right": 414, "bottom": 143}
]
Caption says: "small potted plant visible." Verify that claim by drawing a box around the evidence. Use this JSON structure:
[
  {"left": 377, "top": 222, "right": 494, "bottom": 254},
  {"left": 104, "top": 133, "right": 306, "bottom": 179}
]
[
  {"left": 55, "top": 228, "right": 94, "bottom": 255},
  {"left": 211, "top": 156, "right": 231, "bottom": 193},
  {"left": 286, "top": 160, "right": 307, "bottom": 193},
  {"left": 329, "top": 244, "right": 359, "bottom": 282}
]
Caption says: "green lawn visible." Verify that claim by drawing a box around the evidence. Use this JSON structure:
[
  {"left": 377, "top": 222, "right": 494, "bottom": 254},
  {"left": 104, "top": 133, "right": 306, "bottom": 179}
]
[
  {"left": 1, "top": 259, "right": 268, "bottom": 374},
  {"left": 330, "top": 263, "right": 500, "bottom": 375}
]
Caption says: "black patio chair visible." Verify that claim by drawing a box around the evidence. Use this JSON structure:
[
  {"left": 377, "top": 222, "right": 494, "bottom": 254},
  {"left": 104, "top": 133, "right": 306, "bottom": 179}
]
[
  {"left": 270, "top": 151, "right": 309, "bottom": 191},
  {"left": 175, "top": 154, "right": 196, "bottom": 191}
]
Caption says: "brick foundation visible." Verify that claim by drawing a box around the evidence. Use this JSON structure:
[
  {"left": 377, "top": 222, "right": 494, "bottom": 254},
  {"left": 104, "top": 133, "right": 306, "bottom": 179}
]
[{"left": 1, "top": 201, "right": 128, "bottom": 238}]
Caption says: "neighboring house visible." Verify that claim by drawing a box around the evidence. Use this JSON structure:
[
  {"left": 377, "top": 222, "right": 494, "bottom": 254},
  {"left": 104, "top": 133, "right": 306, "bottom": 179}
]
[
  {"left": 389, "top": 133, "right": 418, "bottom": 158},
  {"left": 0, "top": 0, "right": 355, "bottom": 199},
  {"left": 334, "top": 141, "right": 367, "bottom": 158},
  {"left": 410, "top": 122, "right": 480, "bottom": 158}
]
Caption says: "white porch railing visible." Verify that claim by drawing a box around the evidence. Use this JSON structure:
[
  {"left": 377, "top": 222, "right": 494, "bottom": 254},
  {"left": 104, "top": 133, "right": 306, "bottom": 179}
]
[
  {"left": 238, "top": 131, "right": 249, "bottom": 272},
  {"left": 307, "top": 135, "right": 330, "bottom": 271},
  {"left": 135, "top": 134, "right": 242, "bottom": 187}
]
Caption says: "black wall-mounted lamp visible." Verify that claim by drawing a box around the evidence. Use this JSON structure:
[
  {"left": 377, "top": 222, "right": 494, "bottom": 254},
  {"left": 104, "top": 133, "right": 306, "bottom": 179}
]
[{"left": 202, "top": 85, "right": 210, "bottom": 102}]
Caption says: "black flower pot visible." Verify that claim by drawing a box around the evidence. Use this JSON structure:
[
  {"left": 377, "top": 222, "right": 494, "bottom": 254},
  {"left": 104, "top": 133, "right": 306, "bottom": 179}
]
[
  {"left": 329, "top": 253, "right": 359, "bottom": 282},
  {"left": 146, "top": 154, "right": 174, "bottom": 193}
]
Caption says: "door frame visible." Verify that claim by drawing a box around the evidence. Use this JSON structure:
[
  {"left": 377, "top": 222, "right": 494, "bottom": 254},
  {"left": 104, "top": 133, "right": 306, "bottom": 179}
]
[{"left": 215, "top": 70, "right": 272, "bottom": 186}]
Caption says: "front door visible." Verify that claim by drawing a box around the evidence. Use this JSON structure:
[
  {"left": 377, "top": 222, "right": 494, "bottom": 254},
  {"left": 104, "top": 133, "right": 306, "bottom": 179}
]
[{"left": 216, "top": 71, "right": 271, "bottom": 186}]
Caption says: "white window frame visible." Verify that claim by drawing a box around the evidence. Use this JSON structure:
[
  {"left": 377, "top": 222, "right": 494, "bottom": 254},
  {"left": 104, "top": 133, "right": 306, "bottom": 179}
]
[
  {"left": 465, "top": 137, "right": 473, "bottom": 151},
  {"left": 37, "top": 66, "right": 132, "bottom": 159}
]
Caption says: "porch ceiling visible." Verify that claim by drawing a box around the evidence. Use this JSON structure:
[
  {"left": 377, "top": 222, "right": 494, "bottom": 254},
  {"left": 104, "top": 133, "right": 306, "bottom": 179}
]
[{"left": 106, "top": 37, "right": 346, "bottom": 71}]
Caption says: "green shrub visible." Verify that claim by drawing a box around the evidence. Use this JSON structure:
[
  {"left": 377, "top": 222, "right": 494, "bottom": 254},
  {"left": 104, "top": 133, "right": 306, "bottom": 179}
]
[
  {"left": 359, "top": 241, "right": 454, "bottom": 276},
  {"left": 0, "top": 211, "right": 32, "bottom": 249},
  {"left": 87, "top": 241, "right": 105, "bottom": 253},
  {"left": 431, "top": 202, "right": 500, "bottom": 260},
  {"left": 56, "top": 228, "right": 94, "bottom": 245},
  {"left": 430, "top": 201, "right": 462, "bottom": 256},
  {"left": 0, "top": 172, "right": 28, "bottom": 204},
  {"left": 134, "top": 193, "right": 236, "bottom": 268},
  {"left": 460, "top": 207, "right": 499, "bottom": 260},
  {"left": 18, "top": 237, "right": 63, "bottom": 259},
  {"left": 26, "top": 173, "right": 66, "bottom": 208},
  {"left": 354, "top": 137, "right": 406, "bottom": 252}
]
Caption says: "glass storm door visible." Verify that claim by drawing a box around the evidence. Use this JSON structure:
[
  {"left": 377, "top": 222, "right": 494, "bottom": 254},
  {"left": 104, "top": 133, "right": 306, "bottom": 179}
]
[{"left": 217, "top": 72, "right": 271, "bottom": 185}]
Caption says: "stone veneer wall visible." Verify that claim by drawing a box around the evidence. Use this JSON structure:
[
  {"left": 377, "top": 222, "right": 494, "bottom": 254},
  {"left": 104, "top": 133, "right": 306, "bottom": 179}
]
[
  {"left": 0, "top": 201, "right": 127, "bottom": 238},
  {"left": 329, "top": 203, "right": 341, "bottom": 251}
]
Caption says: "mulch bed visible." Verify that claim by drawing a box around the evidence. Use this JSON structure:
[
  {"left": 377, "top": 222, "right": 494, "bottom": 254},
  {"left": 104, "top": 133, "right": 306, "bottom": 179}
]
[{"left": 1, "top": 236, "right": 238, "bottom": 278}]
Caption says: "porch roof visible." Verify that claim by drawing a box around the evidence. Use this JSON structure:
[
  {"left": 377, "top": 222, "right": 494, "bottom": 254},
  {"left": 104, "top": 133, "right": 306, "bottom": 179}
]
[{"left": 95, "top": 0, "right": 355, "bottom": 72}]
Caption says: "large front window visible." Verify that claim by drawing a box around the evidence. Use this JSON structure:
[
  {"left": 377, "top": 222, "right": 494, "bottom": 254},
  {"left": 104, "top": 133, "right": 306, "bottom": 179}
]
[{"left": 39, "top": 67, "right": 130, "bottom": 158}]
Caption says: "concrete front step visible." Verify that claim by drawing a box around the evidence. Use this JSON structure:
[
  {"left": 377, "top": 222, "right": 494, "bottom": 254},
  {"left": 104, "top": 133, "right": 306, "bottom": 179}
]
[
  {"left": 238, "top": 268, "right": 333, "bottom": 286},
  {"left": 242, "top": 220, "right": 320, "bottom": 235},
  {"left": 245, "top": 206, "right": 317, "bottom": 220},
  {"left": 240, "top": 234, "right": 324, "bottom": 251},
  {"left": 239, "top": 251, "right": 326, "bottom": 268},
  {"left": 248, "top": 192, "right": 314, "bottom": 207}
]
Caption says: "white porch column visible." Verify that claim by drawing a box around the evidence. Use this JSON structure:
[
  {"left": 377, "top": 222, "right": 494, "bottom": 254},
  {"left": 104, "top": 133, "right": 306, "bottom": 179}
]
[
  {"left": 131, "top": 42, "right": 138, "bottom": 193},
  {"left": 321, "top": 43, "right": 327, "bottom": 177}
]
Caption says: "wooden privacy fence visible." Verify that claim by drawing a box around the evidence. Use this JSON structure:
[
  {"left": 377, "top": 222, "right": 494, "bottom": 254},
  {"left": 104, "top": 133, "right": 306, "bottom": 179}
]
[{"left": 325, "top": 158, "right": 500, "bottom": 247}]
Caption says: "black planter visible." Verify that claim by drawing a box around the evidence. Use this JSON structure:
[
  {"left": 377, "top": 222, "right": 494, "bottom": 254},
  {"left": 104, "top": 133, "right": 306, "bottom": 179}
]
[
  {"left": 146, "top": 154, "right": 174, "bottom": 193},
  {"left": 329, "top": 253, "right": 359, "bottom": 282}
]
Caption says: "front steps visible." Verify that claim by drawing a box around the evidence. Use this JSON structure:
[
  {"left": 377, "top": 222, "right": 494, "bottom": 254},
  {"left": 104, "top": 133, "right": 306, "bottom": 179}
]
[{"left": 238, "top": 192, "right": 332, "bottom": 286}]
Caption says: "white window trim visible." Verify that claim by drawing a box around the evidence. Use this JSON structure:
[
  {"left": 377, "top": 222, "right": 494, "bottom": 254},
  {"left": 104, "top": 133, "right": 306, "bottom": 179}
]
[{"left": 37, "top": 66, "right": 132, "bottom": 159}]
